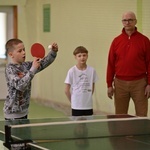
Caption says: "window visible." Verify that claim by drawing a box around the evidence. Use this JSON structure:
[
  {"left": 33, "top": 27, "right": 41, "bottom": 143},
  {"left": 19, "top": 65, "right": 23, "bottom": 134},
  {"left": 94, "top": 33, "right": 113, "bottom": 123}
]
[
  {"left": 0, "top": 6, "right": 17, "bottom": 65},
  {"left": 0, "top": 12, "right": 7, "bottom": 59}
]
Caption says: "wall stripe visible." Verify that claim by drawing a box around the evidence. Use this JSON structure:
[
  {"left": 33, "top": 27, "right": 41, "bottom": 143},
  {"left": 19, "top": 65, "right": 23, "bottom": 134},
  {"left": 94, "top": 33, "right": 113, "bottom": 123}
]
[{"left": 137, "top": 0, "right": 143, "bottom": 32}]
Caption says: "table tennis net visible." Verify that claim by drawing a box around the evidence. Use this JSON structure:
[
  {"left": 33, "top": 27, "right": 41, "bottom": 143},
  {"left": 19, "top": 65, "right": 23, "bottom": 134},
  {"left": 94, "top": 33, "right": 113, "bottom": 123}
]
[{"left": 5, "top": 117, "right": 150, "bottom": 143}]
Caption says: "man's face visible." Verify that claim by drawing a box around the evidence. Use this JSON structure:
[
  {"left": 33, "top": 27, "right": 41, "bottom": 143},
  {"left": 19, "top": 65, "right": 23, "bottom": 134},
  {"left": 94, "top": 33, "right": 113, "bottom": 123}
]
[{"left": 122, "top": 13, "right": 137, "bottom": 31}]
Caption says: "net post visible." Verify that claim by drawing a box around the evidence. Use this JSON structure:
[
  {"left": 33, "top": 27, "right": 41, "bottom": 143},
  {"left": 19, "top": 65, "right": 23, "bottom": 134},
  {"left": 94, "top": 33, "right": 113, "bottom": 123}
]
[{"left": 3, "top": 125, "right": 11, "bottom": 149}]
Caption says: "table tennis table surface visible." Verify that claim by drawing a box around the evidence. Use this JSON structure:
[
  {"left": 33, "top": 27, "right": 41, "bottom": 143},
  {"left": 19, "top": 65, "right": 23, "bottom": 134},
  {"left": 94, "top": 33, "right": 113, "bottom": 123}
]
[{"left": 1, "top": 114, "right": 150, "bottom": 150}]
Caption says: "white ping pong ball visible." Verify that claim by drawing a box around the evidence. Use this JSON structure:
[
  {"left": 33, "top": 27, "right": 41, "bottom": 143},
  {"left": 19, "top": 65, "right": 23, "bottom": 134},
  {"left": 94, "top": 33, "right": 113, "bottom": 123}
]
[{"left": 48, "top": 45, "right": 52, "bottom": 50}]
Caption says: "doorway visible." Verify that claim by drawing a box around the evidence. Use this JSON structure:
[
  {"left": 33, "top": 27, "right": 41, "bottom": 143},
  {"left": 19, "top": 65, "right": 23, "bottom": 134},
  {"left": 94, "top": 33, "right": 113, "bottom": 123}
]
[{"left": 0, "top": 6, "right": 17, "bottom": 99}]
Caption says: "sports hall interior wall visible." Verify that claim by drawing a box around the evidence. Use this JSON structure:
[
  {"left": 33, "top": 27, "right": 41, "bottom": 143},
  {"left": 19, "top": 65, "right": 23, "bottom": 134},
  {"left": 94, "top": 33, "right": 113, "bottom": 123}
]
[{"left": 0, "top": 0, "right": 150, "bottom": 116}]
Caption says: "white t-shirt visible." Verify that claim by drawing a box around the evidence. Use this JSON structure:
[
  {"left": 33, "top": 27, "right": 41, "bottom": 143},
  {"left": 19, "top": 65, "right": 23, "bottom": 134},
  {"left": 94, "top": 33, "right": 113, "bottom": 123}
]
[{"left": 65, "top": 65, "right": 98, "bottom": 109}]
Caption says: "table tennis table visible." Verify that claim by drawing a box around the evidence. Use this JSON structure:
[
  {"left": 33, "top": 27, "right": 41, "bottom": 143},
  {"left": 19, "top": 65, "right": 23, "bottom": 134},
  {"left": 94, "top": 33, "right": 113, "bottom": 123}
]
[{"left": 1, "top": 114, "right": 150, "bottom": 150}]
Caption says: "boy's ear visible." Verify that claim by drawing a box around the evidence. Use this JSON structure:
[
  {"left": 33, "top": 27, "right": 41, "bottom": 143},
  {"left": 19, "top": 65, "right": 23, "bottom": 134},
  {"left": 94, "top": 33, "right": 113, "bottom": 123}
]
[{"left": 8, "top": 51, "right": 13, "bottom": 58}]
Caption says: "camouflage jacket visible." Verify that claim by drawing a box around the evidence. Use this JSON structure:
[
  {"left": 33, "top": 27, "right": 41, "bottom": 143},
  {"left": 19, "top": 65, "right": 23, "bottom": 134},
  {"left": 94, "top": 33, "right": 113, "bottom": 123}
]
[{"left": 4, "top": 50, "right": 57, "bottom": 119}]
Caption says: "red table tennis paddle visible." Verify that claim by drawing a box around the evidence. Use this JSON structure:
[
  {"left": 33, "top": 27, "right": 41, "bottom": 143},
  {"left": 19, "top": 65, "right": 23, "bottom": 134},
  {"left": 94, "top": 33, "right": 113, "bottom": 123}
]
[{"left": 31, "top": 43, "right": 45, "bottom": 58}]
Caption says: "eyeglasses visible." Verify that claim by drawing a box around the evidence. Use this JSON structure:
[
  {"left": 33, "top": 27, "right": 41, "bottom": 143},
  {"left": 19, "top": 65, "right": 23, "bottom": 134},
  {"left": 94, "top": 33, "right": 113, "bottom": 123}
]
[{"left": 122, "top": 19, "right": 136, "bottom": 24}]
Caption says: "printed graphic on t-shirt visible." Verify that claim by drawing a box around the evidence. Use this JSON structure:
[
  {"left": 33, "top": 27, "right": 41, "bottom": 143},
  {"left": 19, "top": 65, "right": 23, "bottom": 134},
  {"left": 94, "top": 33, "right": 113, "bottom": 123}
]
[{"left": 74, "top": 73, "right": 91, "bottom": 93}]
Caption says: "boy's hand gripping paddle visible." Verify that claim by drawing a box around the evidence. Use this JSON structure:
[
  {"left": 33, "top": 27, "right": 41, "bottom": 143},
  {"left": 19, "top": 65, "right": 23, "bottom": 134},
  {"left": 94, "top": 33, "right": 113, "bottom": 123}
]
[{"left": 31, "top": 43, "right": 45, "bottom": 58}]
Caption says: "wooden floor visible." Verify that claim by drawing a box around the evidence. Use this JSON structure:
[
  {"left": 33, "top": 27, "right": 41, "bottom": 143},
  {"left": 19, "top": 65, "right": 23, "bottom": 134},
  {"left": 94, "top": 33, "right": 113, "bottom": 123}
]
[{"left": 0, "top": 99, "right": 66, "bottom": 120}]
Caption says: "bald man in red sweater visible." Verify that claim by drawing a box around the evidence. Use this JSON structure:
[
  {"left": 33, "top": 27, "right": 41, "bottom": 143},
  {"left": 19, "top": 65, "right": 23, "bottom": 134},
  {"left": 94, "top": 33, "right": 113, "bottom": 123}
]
[{"left": 106, "top": 11, "right": 150, "bottom": 116}]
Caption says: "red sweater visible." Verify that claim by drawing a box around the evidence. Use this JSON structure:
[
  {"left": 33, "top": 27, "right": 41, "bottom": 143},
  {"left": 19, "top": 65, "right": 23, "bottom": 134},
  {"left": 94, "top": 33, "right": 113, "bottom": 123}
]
[{"left": 107, "top": 28, "right": 150, "bottom": 87}]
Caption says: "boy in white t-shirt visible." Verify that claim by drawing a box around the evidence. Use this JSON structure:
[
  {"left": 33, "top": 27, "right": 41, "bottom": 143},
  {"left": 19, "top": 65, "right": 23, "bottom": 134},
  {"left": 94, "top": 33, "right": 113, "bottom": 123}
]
[{"left": 64, "top": 46, "right": 98, "bottom": 117}]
